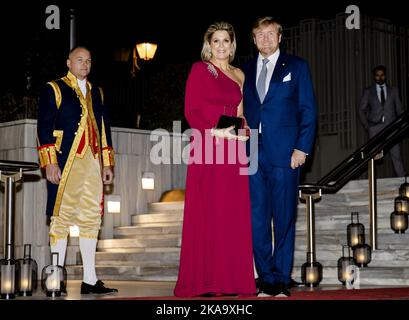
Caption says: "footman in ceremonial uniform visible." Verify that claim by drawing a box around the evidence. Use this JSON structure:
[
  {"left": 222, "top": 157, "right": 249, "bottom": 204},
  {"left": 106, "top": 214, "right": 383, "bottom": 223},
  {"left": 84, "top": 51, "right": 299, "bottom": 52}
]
[{"left": 37, "top": 46, "right": 118, "bottom": 295}]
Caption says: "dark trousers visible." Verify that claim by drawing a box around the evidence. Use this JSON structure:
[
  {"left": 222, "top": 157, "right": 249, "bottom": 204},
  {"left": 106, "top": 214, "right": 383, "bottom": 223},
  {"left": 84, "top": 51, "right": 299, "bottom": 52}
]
[
  {"left": 249, "top": 141, "right": 299, "bottom": 285},
  {"left": 369, "top": 123, "right": 406, "bottom": 177}
]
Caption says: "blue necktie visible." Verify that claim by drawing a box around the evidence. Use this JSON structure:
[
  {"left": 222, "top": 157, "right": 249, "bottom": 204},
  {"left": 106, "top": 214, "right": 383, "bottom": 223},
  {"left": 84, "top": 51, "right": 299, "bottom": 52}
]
[{"left": 257, "top": 58, "right": 269, "bottom": 102}]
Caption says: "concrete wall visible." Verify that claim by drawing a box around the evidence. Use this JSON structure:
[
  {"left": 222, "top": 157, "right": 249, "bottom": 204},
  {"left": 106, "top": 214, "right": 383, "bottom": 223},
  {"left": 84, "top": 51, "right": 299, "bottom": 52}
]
[{"left": 0, "top": 119, "right": 187, "bottom": 272}]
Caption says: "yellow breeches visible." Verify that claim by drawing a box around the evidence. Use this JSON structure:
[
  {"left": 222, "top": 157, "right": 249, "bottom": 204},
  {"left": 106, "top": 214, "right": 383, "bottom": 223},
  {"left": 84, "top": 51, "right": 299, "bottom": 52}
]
[{"left": 50, "top": 148, "right": 103, "bottom": 245}]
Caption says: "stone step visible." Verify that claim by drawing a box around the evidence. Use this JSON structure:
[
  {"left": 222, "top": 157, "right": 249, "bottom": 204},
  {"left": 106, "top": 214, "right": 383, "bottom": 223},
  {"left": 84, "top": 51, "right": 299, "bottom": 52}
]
[
  {"left": 95, "top": 249, "right": 180, "bottom": 265},
  {"left": 79, "top": 177, "right": 407, "bottom": 285},
  {"left": 315, "top": 177, "right": 403, "bottom": 194},
  {"left": 66, "top": 265, "right": 178, "bottom": 281},
  {"left": 65, "top": 264, "right": 409, "bottom": 285},
  {"left": 293, "top": 248, "right": 409, "bottom": 267},
  {"left": 114, "top": 224, "right": 182, "bottom": 237},
  {"left": 292, "top": 266, "right": 409, "bottom": 286},
  {"left": 98, "top": 235, "right": 181, "bottom": 250},
  {"left": 132, "top": 211, "right": 183, "bottom": 224},
  {"left": 148, "top": 201, "right": 184, "bottom": 212},
  {"left": 295, "top": 220, "right": 392, "bottom": 232},
  {"left": 294, "top": 229, "right": 409, "bottom": 242},
  {"left": 298, "top": 202, "right": 395, "bottom": 217},
  {"left": 314, "top": 188, "right": 398, "bottom": 202}
]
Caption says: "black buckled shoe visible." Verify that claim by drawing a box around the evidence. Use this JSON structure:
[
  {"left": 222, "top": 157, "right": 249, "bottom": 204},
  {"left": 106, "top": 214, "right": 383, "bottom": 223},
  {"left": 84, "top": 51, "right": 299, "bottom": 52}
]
[{"left": 80, "top": 280, "right": 118, "bottom": 295}]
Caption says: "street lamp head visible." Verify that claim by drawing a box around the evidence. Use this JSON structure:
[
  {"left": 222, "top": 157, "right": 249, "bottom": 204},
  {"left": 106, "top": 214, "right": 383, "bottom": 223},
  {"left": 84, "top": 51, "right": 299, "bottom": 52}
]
[{"left": 136, "top": 42, "right": 158, "bottom": 60}]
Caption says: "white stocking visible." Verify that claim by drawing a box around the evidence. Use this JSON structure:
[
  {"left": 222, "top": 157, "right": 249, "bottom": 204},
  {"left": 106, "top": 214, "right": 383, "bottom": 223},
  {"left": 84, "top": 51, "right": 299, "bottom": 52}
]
[
  {"left": 79, "top": 237, "right": 98, "bottom": 285},
  {"left": 50, "top": 238, "right": 67, "bottom": 266}
]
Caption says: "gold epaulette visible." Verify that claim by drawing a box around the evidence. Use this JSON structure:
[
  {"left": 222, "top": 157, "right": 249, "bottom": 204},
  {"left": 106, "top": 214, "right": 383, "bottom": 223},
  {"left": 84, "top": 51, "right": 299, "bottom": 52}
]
[
  {"left": 37, "top": 144, "right": 58, "bottom": 168},
  {"left": 47, "top": 81, "right": 62, "bottom": 109},
  {"left": 102, "top": 147, "right": 115, "bottom": 167}
]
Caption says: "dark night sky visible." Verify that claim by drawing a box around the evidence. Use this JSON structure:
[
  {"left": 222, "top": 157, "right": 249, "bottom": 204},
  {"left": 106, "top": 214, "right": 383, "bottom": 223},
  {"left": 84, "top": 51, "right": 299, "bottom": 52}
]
[{"left": 1, "top": 0, "right": 407, "bottom": 94}]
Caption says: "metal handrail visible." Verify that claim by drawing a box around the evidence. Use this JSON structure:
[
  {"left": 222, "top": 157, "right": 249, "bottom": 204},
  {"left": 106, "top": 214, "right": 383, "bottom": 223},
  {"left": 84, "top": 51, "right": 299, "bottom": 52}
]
[
  {"left": 1, "top": 160, "right": 39, "bottom": 262},
  {"left": 0, "top": 160, "right": 39, "bottom": 173},
  {"left": 302, "top": 111, "right": 409, "bottom": 193},
  {"left": 299, "top": 111, "right": 409, "bottom": 256}
]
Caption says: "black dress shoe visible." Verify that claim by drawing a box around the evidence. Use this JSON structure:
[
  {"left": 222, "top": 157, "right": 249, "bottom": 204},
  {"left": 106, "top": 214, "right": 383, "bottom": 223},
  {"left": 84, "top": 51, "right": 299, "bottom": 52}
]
[
  {"left": 257, "top": 282, "right": 282, "bottom": 297},
  {"left": 280, "top": 284, "right": 291, "bottom": 297},
  {"left": 80, "top": 280, "right": 118, "bottom": 294},
  {"left": 288, "top": 278, "right": 304, "bottom": 288}
]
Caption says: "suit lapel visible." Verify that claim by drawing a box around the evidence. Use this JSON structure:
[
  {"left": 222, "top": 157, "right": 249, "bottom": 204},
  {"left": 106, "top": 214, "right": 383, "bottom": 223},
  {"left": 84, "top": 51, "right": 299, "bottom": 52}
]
[
  {"left": 263, "top": 52, "right": 288, "bottom": 102},
  {"left": 371, "top": 86, "right": 381, "bottom": 106},
  {"left": 248, "top": 57, "right": 261, "bottom": 103}
]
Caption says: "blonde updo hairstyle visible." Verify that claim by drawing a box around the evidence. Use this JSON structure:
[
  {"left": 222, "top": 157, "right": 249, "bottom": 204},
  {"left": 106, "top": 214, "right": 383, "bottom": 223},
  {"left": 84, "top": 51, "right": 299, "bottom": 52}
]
[{"left": 201, "top": 21, "right": 237, "bottom": 63}]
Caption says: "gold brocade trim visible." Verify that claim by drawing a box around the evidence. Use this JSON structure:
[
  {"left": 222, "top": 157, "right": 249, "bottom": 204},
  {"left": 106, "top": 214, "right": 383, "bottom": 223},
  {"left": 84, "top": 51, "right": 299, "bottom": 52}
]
[
  {"left": 53, "top": 72, "right": 91, "bottom": 217},
  {"left": 75, "top": 119, "right": 89, "bottom": 159},
  {"left": 102, "top": 148, "right": 115, "bottom": 167},
  {"left": 101, "top": 118, "right": 108, "bottom": 148},
  {"left": 86, "top": 85, "right": 103, "bottom": 167},
  {"left": 47, "top": 81, "right": 62, "bottom": 109},
  {"left": 38, "top": 145, "right": 58, "bottom": 168},
  {"left": 78, "top": 233, "right": 99, "bottom": 239},
  {"left": 49, "top": 233, "right": 68, "bottom": 246},
  {"left": 101, "top": 119, "right": 114, "bottom": 166},
  {"left": 53, "top": 130, "right": 64, "bottom": 152}
]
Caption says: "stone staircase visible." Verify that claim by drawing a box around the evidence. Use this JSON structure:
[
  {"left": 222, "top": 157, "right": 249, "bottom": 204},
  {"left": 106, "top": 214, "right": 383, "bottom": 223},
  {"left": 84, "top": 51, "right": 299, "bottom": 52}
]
[{"left": 66, "top": 177, "right": 409, "bottom": 286}]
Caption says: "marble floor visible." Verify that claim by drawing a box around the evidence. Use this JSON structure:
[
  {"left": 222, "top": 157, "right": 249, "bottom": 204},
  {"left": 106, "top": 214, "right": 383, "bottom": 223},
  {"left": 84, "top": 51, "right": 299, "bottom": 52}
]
[{"left": 7, "top": 280, "right": 405, "bottom": 300}]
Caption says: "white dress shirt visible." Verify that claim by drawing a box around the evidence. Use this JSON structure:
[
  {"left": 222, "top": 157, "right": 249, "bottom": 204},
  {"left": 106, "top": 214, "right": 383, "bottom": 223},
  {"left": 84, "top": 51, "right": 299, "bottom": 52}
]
[
  {"left": 257, "top": 49, "right": 280, "bottom": 133},
  {"left": 376, "top": 83, "right": 387, "bottom": 103},
  {"left": 77, "top": 78, "right": 87, "bottom": 98},
  {"left": 256, "top": 49, "right": 280, "bottom": 96}
]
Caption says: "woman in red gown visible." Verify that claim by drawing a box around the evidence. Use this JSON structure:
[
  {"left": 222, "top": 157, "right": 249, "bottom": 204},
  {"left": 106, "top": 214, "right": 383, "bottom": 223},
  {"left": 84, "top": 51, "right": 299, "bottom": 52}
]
[{"left": 174, "top": 22, "right": 256, "bottom": 297}]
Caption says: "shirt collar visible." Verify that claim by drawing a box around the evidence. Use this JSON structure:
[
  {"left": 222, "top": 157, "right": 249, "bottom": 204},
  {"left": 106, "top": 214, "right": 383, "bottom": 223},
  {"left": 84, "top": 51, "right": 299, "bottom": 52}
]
[
  {"left": 258, "top": 49, "right": 280, "bottom": 66},
  {"left": 66, "top": 71, "right": 92, "bottom": 90}
]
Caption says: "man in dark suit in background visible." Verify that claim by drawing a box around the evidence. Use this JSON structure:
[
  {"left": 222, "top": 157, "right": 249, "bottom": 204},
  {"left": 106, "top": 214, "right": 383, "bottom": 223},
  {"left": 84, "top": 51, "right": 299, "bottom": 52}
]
[
  {"left": 359, "top": 65, "right": 406, "bottom": 177},
  {"left": 243, "top": 17, "right": 317, "bottom": 297}
]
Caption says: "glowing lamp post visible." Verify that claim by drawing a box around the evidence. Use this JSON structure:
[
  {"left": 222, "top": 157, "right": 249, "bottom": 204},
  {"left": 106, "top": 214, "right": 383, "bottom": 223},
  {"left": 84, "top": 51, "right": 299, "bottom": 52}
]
[{"left": 136, "top": 42, "right": 157, "bottom": 60}]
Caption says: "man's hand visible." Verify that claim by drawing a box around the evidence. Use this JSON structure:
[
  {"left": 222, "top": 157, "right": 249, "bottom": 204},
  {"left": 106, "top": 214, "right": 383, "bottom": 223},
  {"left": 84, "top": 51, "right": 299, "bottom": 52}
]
[
  {"left": 291, "top": 149, "right": 307, "bottom": 169},
  {"left": 45, "top": 163, "right": 61, "bottom": 184},
  {"left": 102, "top": 166, "right": 114, "bottom": 185}
]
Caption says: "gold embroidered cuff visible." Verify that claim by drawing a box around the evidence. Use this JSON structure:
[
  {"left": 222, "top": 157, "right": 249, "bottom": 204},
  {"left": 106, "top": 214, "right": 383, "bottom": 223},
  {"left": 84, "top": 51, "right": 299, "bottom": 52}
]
[
  {"left": 38, "top": 144, "right": 58, "bottom": 168},
  {"left": 102, "top": 147, "right": 115, "bottom": 167}
]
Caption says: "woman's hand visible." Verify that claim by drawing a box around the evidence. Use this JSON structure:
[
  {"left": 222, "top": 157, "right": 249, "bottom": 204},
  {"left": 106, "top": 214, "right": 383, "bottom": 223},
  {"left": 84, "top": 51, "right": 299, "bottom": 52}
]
[{"left": 211, "top": 126, "right": 249, "bottom": 141}]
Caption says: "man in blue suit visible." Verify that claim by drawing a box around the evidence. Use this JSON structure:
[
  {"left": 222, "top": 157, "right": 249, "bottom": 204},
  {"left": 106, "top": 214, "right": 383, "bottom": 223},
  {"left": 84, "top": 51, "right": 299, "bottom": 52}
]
[{"left": 243, "top": 17, "right": 317, "bottom": 297}]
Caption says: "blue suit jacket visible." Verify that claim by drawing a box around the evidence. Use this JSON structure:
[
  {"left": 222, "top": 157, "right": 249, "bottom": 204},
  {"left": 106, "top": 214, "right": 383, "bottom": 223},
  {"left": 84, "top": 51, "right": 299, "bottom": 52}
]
[{"left": 243, "top": 52, "right": 317, "bottom": 167}]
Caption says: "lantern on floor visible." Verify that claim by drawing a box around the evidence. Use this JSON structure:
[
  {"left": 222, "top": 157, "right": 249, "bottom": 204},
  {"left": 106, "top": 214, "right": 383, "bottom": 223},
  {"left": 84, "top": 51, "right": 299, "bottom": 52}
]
[
  {"left": 399, "top": 175, "right": 409, "bottom": 198},
  {"left": 41, "top": 253, "right": 67, "bottom": 297},
  {"left": 347, "top": 212, "right": 365, "bottom": 248},
  {"left": 301, "top": 252, "right": 322, "bottom": 287},
  {"left": 18, "top": 244, "right": 38, "bottom": 296},
  {"left": 390, "top": 210, "right": 408, "bottom": 234},
  {"left": 337, "top": 245, "right": 355, "bottom": 285},
  {"left": 393, "top": 195, "right": 409, "bottom": 214},
  {"left": 0, "top": 245, "right": 20, "bottom": 300},
  {"left": 353, "top": 243, "right": 372, "bottom": 267}
]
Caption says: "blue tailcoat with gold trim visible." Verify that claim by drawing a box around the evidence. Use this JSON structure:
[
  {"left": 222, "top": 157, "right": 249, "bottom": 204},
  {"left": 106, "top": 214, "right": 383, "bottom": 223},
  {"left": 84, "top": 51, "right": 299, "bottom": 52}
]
[{"left": 37, "top": 72, "right": 115, "bottom": 216}]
